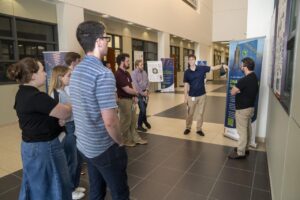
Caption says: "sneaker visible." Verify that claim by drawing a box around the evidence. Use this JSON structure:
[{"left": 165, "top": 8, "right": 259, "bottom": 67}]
[
  {"left": 228, "top": 151, "right": 246, "bottom": 159},
  {"left": 72, "top": 191, "right": 85, "bottom": 200},
  {"left": 144, "top": 122, "right": 151, "bottom": 129},
  {"left": 136, "top": 139, "right": 148, "bottom": 145},
  {"left": 75, "top": 187, "right": 86, "bottom": 193},
  {"left": 184, "top": 129, "right": 191, "bottom": 135},
  {"left": 137, "top": 126, "right": 147, "bottom": 132},
  {"left": 196, "top": 130, "right": 205, "bottom": 136},
  {"left": 234, "top": 147, "right": 250, "bottom": 155},
  {"left": 124, "top": 141, "right": 136, "bottom": 147}
]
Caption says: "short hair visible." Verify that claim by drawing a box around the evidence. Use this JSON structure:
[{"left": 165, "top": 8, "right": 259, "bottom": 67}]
[
  {"left": 76, "top": 21, "right": 105, "bottom": 53},
  {"left": 188, "top": 54, "right": 196, "bottom": 60},
  {"left": 116, "top": 53, "right": 130, "bottom": 66},
  {"left": 64, "top": 52, "right": 81, "bottom": 66},
  {"left": 241, "top": 57, "right": 255, "bottom": 71},
  {"left": 135, "top": 59, "right": 143, "bottom": 67},
  {"left": 7, "top": 57, "right": 40, "bottom": 84}
]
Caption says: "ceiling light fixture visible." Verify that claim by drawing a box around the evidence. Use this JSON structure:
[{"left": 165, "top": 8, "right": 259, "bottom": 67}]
[
  {"left": 127, "top": 22, "right": 134, "bottom": 25},
  {"left": 102, "top": 14, "right": 109, "bottom": 18}
]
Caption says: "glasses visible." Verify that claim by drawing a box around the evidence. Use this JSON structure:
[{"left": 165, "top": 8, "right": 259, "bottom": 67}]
[{"left": 99, "top": 36, "right": 111, "bottom": 42}]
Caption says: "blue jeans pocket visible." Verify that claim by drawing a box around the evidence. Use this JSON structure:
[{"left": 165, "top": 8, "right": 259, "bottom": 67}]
[{"left": 21, "top": 142, "right": 39, "bottom": 159}]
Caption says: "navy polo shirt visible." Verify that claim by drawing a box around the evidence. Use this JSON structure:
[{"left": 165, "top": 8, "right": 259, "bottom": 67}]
[{"left": 183, "top": 66, "right": 211, "bottom": 97}]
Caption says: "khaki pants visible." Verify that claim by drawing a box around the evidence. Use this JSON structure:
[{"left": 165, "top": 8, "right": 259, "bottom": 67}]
[
  {"left": 236, "top": 107, "right": 255, "bottom": 156},
  {"left": 186, "top": 95, "right": 207, "bottom": 131},
  {"left": 118, "top": 98, "right": 142, "bottom": 143}
]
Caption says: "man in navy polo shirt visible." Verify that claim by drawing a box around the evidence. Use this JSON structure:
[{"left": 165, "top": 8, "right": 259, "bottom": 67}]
[{"left": 183, "top": 54, "right": 227, "bottom": 136}]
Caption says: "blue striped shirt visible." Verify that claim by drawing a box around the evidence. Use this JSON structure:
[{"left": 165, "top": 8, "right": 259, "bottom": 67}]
[{"left": 69, "top": 55, "right": 116, "bottom": 158}]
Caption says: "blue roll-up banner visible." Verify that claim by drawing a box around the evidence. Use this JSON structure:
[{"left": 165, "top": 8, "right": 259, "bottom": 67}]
[
  {"left": 224, "top": 37, "right": 265, "bottom": 147},
  {"left": 161, "top": 58, "right": 175, "bottom": 92},
  {"left": 43, "top": 51, "right": 69, "bottom": 92}
]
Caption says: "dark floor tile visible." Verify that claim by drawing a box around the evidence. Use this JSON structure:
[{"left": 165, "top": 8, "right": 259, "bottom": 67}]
[
  {"left": 128, "top": 175, "right": 142, "bottom": 190},
  {"left": 0, "top": 185, "right": 20, "bottom": 200},
  {"left": 253, "top": 173, "right": 271, "bottom": 191},
  {"left": 136, "top": 151, "right": 168, "bottom": 165},
  {"left": 131, "top": 180, "right": 172, "bottom": 200},
  {"left": 210, "top": 181, "right": 251, "bottom": 200},
  {"left": 0, "top": 174, "right": 21, "bottom": 194},
  {"left": 174, "top": 145, "right": 203, "bottom": 160},
  {"left": 127, "top": 160, "right": 155, "bottom": 178},
  {"left": 225, "top": 158, "right": 255, "bottom": 171},
  {"left": 126, "top": 145, "right": 149, "bottom": 159},
  {"left": 165, "top": 188, "right": 208, "bottom": 200},
  {"left": 12, "top": 170, "right": 23, "bottom": 178},
  {"left": 146, "top": 166, "right": 183, "bottom": 187},
  {"left": 161, "top": 155, "right": 195, "bottom": 172},
  {"left": 188, "top": 160, "right": 223, "bottom": 178},
  {"left": 197, "top": 151, "right": 227, "bottom": 166},
  {"left": 219, "top": 167, "right": 253, "bottom": 187},
  {"left": 175, "top": 173, "right": 215, "bottom": 196},
  {"left": 251, "top": 189, "right": 272, "bottom": 200},
  {"left": 150, "top": 143, "right": 180, "bottom": 156},
  {"left": 255, "top": 160, "right": 269, "bottom": 175}
]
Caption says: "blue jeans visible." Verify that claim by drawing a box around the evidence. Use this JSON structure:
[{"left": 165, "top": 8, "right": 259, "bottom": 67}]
[
  {"left": 83, "top": 144, "right": 129, "bottom": 200},
  {"left": 64, "top": 121, "right": 80, "bottom": 190},
  {"left": 19, "top": 138, "right": 72, "bottom": 200},
  {"left": 137, "top": 95, "right": 148, "bottom": 127}
]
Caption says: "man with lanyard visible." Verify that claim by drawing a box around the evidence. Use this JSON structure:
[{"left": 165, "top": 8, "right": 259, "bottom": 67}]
[{"left": 183, "top": 54, "right": 227, "bottom": 136}]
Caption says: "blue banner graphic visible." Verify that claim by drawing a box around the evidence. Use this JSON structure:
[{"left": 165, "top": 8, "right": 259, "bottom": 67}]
[
  {"left": 224, "top": 37, "right": 265, "bottom": 144},
  {"left": 161, "top": 58, "right": 175, "bottom": 92}
]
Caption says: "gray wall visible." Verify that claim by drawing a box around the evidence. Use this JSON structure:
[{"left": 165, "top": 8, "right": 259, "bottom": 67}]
[{"left": 266, "top": 11, "right": 300, "bottom": 200}]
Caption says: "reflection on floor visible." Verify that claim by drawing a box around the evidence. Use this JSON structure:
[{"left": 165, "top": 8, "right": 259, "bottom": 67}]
[
  {"left": 0, "top": 81, "right": 270, "bottom": 199},
  {"left": 0, "top": 133, "right": 271, "bottom": 200}
]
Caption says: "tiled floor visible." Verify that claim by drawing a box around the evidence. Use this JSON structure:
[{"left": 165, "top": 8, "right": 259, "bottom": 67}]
[
  {"left": 0, "top": 81, "right": 271, "bottom": 199},
  {"left": 0, "top": 133, "right": 271, "bottom": 200}
]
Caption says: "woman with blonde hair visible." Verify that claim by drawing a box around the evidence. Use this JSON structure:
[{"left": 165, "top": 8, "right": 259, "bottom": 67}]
[
  {"left": 49, "top": 65, "right": 86, "bottom": 200},
  {"left": 7, "top": 57, "right": 72, "bottom": 200}
]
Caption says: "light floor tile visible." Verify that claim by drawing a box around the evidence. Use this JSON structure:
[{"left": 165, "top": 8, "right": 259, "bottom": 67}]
[{"left": 0, "top": 167, "right": 10, "bottom": 178}]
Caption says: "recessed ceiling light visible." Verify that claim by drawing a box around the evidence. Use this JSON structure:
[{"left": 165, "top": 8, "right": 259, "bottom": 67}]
[
  {"left": 173, "top": 35, "right": 177, "bottom": 38},
  {"left": 102, "top": 14, "right": 109, "bottom": 18},
  {"left": 127, "top": 22, "right": 134, "bottom": 25},
  {"left": 146, "top": 27, "right": 152, "bottom": 30}
]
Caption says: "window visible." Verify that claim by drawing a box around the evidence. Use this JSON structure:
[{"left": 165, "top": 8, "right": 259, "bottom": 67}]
[
  {"left": 132, "top": 39, "right": 158, "bottom": 71},
  {"left": 0, "top": 14, "right": 58, "bottom": 84},
  {"left": 170, "top": 46, "right": 180, "bottom": 71},
  {"left": 107, "top": 33, "right": 122, "bottom": 62},
  {"left": 280, "top": 0, "right": 299, "bottom": 113}
]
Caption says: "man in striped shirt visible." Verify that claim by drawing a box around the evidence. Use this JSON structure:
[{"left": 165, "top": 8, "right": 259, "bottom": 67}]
[{"left": 70, "top": 21, "right": 129, "bottom": 200}]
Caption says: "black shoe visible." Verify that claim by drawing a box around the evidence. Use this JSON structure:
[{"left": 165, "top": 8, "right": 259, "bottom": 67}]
[
  {"left": 184, "top": 129, "right": 191, "bottom": 135},
  {"left": 137, "top": 126, "right": 147, "bottom": 132},
  {"left": 228, "top": 151, "right": 246, "bottom": 159},
  {"left": 144, "top": 122, "right": 151, "bottom": 129},
  {"left": 234, "top": 147, "right": 250, "bottom": 155},
  {"left": 196, "top": 130, "right": 205, "bottom": 136}
]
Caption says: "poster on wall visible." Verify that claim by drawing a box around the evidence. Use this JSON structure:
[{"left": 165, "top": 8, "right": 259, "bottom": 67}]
[
  {"left": 43, "top": 51, "right": 69, "bottom": 92},
  {"left": 161, "top": 58, "right": 175, "bottom": 92},
  {"left": 147, "top": 61, "right": 163, "bottom": 82},
  {"left": 224, "top": 37, "right": 265, "bottom": 147},
  {"left": 272, "top": 0, "right": 288, "bottom": 98}
]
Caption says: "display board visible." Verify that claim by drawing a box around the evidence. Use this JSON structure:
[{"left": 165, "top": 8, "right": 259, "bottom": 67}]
[{"left": 147, "top": 61, "right": 163, "bottom": 82}]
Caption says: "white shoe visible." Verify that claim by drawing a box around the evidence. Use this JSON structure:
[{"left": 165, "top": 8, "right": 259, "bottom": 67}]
[
  {"left": 72, "top": 191, "right": 85, "bottom": 200},
  {"left": 75, "top": 187, "right": 86, "bottom": 193}
]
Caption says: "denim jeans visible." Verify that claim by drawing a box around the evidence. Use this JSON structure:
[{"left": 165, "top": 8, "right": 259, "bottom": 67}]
[
  {"left": 19, "top": 138, "right": 72, "bottom": 200},
  {"left": 82, "top": 143, "right": 129, "bottom": 200},
  {"left": 63, "top": 121, "right": 80, "bottom": 190},
  {"left": 137, "top": 95, "right": 148, "bottom": 127}
]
